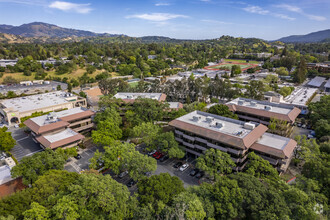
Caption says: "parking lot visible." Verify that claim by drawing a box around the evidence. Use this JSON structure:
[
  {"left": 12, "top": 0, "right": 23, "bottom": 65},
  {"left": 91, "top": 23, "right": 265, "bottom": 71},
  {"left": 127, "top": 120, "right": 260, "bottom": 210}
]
[
  {"left": 9, "top": 127, "right": 43, "bottom": 161},
  {"left": 64, "top": 146, "right": 104, "bottom": 173},
  {"left": 155, "top": 157, "right": 200, "bottom": 188}
]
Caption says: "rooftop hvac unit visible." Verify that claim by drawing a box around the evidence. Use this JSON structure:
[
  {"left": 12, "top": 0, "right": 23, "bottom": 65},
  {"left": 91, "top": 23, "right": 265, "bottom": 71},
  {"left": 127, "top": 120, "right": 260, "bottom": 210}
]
[
  {"left": 238, "top": 100, "right": 244, "bottom": 105},
  {"left": 127, "top": 95, "right": 132, "bottom": 99},
  {"left": 244, "top": 122, "right": 255, "bottom": 130},
  {"left": 264, "top": 105, "right": 272, "bottom": 111},
  {"left": 250, "top": 101, "right": 257, "bottom": 106},
  {"left": 215, "top": 122, "right": 224, "bottom": 128},
  {"left": 192, "top": 116, "right": 201, "bottom": 122},
  {"left": 205, "top": 116, "right": 214, "bottom": 123}
]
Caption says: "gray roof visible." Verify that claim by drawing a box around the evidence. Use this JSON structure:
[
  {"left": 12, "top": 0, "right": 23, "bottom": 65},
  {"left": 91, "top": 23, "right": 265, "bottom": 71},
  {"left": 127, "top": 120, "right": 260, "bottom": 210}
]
[
  {"left": 256, "top": 133, "right": 290, "bottom": 150},
  {"left": 1, "top": 91, "right": 77, "bottom": 113},
  {"left": 324, "top": 78, "right": 330, "bottom": 88},
  {"left": 227, "top": 98, "right": 293, "bottom": 115},
  {"left": 307, "top": 76, "right": 326, "bottom": 87}
]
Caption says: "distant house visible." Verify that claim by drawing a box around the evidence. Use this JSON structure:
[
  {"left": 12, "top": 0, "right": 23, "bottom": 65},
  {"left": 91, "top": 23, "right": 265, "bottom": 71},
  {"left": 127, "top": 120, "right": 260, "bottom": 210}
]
[
  {"left": 148, "top": 55, "right": 157, "bottom": 60},
  {"left": 307, "top": 76, "right": 326, "bottom": 88},
  {"left": 0, "top": 59, "right": 18, "bottom": 67},
  {"left": 83, "top": 87, "right": 103, "bottom": 109}
]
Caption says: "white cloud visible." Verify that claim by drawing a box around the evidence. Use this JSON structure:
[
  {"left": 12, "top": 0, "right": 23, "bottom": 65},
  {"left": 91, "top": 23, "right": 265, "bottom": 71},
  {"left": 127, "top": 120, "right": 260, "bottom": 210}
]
[
  {"left": 155, "top": 3, "right": 170, "bottom": 6},
  {"left": 49, "top": 1, "right": 92, "bottom": 14},
  {"left": 126, "top": 13, "right": 188, "bottom": 22},
  {"left": 0, "top": 0, "right": 46, "bottom": 6},
  {"left": 275, "top": 4, "right": 326, "bottom": 21},
  {"left": 243, "top": 5, "right": 295, "bottom": 20},
  {"left": 243, "top": 6, "right": 269, "bottom": 15},
  {"left": 201, "top": 19, "right": 232, "bottom": 25}
]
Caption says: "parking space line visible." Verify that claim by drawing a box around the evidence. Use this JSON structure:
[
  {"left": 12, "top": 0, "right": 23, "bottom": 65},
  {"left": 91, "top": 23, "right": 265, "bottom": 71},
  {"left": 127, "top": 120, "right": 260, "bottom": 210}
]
[{"left": 16, "top": 136, "right": 29, "bottom": 142}]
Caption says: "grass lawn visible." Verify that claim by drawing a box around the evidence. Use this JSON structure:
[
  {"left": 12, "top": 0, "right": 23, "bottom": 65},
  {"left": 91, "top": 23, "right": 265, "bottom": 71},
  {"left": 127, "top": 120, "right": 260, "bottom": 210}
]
[
  {"left": 224, "top": 59, "right": 260, "bottom": 64},
  {"left": 0, "top": 68, "right": 119, "bottom": 83},
  {"left": 208, "top": 64, "right": 251, "bottom": 70},
  {"left": 128, "top": 81, "right": 139, "bottom": 88}
]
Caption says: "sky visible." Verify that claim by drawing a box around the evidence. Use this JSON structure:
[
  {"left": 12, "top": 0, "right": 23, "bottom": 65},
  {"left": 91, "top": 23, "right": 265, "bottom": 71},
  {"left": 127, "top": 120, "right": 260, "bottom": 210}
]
[{"left": 0, "top": 0, "right": 329, "bottom": 40}]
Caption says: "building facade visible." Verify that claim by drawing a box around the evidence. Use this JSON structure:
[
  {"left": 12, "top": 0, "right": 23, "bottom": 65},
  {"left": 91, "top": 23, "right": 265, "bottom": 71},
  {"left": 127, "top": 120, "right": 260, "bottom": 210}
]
[
  {"left": 24, "top": 107, "right": 94, "bottom": 150},
  {"left": 169, "top": 111, "right": 297, "bottom": 173}
]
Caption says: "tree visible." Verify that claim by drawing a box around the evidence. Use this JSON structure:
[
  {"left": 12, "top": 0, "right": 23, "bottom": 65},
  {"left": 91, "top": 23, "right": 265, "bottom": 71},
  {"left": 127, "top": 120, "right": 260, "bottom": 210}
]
[
  {"left": 279, "top": 86, "right": 293, "bottom": 97},
  {"left": 293, "top": 57, "right": 307, "bottom": 84},
  {"left": 3, "top": 76, "right": 18, "bottom": 84},
  {"left": 11, "top": 149, "right": 67, "bottom": 185},
  {"left": 308, "top": 95, "right": 330, "bottom": 126},
  {"left": 138, "top": 173, "right": 185, "bottom": 209},
  {"left": 67, "top": 82, "right": 72, "bottom": 93},
  {"left": 131, "top": 122, "right": 161, "bottom": 146},
  {"left": 245, "top": 80, "right": 265, "bottom": 100},
  {"left": 154, "top": 132, "right": 185, "bottom": 159},
  {"left": 22, "top": 202, "right": 49, "bottom": 220},
  {"left": 315, "top": 119, "right": 330, "bottom": 140},
  {"left": 99, "top": 78, "right": 129, "bottom": 95},
  {"left": 50, "top": 196, "right": 80, "bottom": 220},
  {"left": 245, "top": 152, "right": 279, "bottom": 181},
  {"left": 125, "top": 98, "right": 169, "bottom": 126},
  {"left": 170, "top": 192, "right": 206, "bottom": 220},
  {"left": 207, "top": 104, "right": 238, "bottom": 119},
  {"left": 276, "top": 67, "right": 289, "bottom": 76},
  {"left": 94, "top": 107, "right": 122, "bottom": 125},
  {"left": 90, "top": 141, "right": 156, "bottom": 180},
  {"left": 0, "top": 127, "right": 16, "bottom": 152},
  {"left": 63, "top": 173, "right": 131, "bottom": 219},
  {"left": 196, "top": 148, "right": 235, "bottom": 179},
  {"left": 231, "top": 65, "right": 241, "bottom": 76},
  {"left": 56, "top": 85, "right": 61, "bottom": 91},
  {"left": 92, "top": 119, "right": 122, "bottom": 146}
]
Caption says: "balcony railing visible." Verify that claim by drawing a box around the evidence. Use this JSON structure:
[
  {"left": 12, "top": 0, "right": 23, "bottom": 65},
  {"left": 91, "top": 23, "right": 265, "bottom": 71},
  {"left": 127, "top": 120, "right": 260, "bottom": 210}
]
[
  {"left": 182, "top": 134, "right": 195, "bottom": 141},
  {"left": 174, "top": 130, "right": 183, "bottom": 135},
  {"left": 195, "top": 137, "right": 208, "bottom": 144},
  {"left": 194, "top": 144, "right": 207, "bottom": 151},
  {"left": 259, "top": 154, "right": 278, "bottom": 165},
  {"left": 207, "top": 142, "right": 228, "bottom": 152},
  {"left": 175, "top": 137, "right": 183, "bottom": 143},
  {"left": 182, "top": 141, "right": 195, "bottom": 149}
]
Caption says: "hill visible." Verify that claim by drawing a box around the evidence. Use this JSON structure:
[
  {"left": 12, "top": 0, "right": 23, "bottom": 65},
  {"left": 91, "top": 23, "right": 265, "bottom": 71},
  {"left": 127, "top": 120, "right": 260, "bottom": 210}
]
[
  {"left": 276, "top": 29, "right": 330, "bottom": 43},
  {"left": 0, "top": 22, "right": 121, "bottom": 38}
]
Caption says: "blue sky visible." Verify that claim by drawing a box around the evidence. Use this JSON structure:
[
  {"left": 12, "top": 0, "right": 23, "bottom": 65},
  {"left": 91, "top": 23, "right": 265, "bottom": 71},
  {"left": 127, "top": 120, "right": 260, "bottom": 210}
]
[{"left": 0, "top": 0, "right": 329, "bottom": 40}]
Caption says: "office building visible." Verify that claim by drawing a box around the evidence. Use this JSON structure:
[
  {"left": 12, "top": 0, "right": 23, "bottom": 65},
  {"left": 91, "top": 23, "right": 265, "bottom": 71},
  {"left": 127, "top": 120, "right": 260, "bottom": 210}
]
[
  {"left": 24, "top": 107, "right": 94, "bottom": 149},
  {"left": 169, "top": 111, "right": 297, "bottom": 173}
]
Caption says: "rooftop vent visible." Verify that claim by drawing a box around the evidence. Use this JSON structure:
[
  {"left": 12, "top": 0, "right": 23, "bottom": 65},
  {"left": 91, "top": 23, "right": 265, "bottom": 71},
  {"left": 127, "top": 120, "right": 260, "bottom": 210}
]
[
  {"left": 127, "top": 95, "right": 133, "bottom": 99},
  {"left": 238, "top": 100, "right": 244, "bottom": 105},
  {"left": 205, "top": 116, "right": 214, "bottom": 123},
  {"left": 215, "top": 122, "right": 224, "bottom": 129},
  {"left": 46, "top": 112, "right": 58, "bottom": 123},
  {"left": 192, "top": 116, "right": 201, "bottom": 122},
  {"left": 264, "top": 105, "right": 272, "bottom": 111},
  {"left": 244, "top": 122, "right": 255, "bottom": 130},
  {"left": 250, "top": 101, "right": 257, "bottom": 106}
]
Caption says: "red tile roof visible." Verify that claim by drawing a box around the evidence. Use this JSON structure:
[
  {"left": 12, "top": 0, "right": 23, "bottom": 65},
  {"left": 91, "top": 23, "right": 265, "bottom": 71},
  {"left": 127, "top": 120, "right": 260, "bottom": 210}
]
[
  {"left": 24, "top": 119, "right": 69, "bottom": 135},
  {"left": 36, "top": 133, "right": 84, "bottom": 149}
]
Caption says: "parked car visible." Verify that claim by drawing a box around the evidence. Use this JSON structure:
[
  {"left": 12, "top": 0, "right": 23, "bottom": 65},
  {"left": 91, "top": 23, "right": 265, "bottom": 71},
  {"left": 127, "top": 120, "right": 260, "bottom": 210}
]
[
  {"left": 302, "top": 124, "right": 307, "bottom": 129},
  {"left": 190, "top": 168, "right": 199, "bottom": 176},
  {"left": 179, "top": 163, "right": 189, "bottom": 171},
  {"left": 119, "top": 171, "right": 128, "bottom": 178},
  {"left": 155, "top": 153, "right": 164, "bottom": 160},
  {"left": 126, "top": 179, "right": 137, "bottom": 187},
  {"left": 148, "top": 150, "right": 157, "bottom": 156},
  {"left": 173, "top": 161, "right": 183, "bottom": 168},
  {"left": 74, "top": 154, "right": 81, "bottom": 159},
  {"left": 195, "top": 171, "right": 204, "bottom": 179},
  {"left": 159, "top": 155, "right": 169, "bottom": 162},
  {"left": 297, "top": 123, "right": 302, "bottom": 127},
  {"left": 152, "top": 151, "right": 161, "bottom": 158}
]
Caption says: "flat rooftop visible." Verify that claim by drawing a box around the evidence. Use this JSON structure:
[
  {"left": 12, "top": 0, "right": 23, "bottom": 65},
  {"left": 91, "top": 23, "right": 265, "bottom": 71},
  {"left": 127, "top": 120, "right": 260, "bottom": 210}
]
[
  {"left": 283, "top": 87, "right": 317, "bottom": 106},
  {"left": 43, "top": 128, "right": 79, "bottom": 143},
  {"left": 257, "top": 133, "right": 290, "bottom": 150},
  {"left": 30, "top": 107, "right": 86, "bottom": 126},
  {"left": 168, "top": 102, "right": 182, "bottom": 109},
  {"left": 1, "top": 91, "right": 78, "bottom": 113},
  {"left": 324, "top": 78, "right": 330, "bottom": 89},
  {"left": 176, "top": 111, "right": 254, "bottom": 138},
  {"left": 307, "top": 76, "right": 326, "bottom": 87},
  {"left": 227, "top": 98, "right": 293, "bottom": 115},
  {"left": 0, "top": 165, "right": 12, "bottom": 185},
  {"left": 114, "top": 93, "right": 164, "bottom": 101}
]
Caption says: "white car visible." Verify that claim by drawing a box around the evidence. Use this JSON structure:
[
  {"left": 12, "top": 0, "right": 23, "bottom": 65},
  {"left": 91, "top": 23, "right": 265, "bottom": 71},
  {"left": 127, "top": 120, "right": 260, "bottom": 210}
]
[
  {"left": 179, "top": 164, "right": 189, "bottom": 171},
  {"left": 148, "top": 150, "right": 157, "bottom": 156}
]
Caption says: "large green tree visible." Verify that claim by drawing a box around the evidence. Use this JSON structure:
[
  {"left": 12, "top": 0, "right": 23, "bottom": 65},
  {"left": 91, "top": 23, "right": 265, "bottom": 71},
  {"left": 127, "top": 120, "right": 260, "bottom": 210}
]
[
  {"left": 11, "top": 149, "right": 67, "bottom": 185},
  {"left": 196, "top": 148, "right": 235, "bottom": 180},
  {"left": 0, "top": 127, "right": 16, "bottom": 152},
  {"left": 207, "top": 104, "right": 238, "bottom": 119}
]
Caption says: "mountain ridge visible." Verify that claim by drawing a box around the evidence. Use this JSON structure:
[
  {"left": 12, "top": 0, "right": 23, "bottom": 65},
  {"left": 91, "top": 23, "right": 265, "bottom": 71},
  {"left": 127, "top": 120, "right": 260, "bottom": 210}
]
[{"left": 276, "top": 29, "right": 330, "bottom": 43}]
